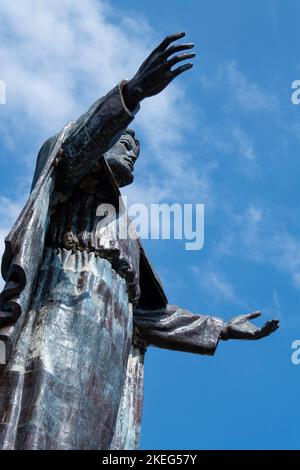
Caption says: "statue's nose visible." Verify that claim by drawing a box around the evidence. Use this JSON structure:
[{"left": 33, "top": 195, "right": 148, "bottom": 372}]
[{"left": 128, "top": 150, "right": 138, "bottom": 161}]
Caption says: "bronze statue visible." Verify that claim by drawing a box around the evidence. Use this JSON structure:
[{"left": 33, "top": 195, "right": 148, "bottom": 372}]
[{"left": 0, "top": 33, "right": 279, "bottom": 450}]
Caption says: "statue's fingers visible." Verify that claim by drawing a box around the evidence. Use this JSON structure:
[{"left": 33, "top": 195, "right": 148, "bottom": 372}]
[
  {"left": 162, "top": 43, "right": 194, "bottom": 59},
  {"left": 269, "top": 319, "right": 280, "bottom": 332},
  {"left": 167, "top": 62, "right": 194, "bottom": 80},
  {"left": 231, "top": 311, "right": 261, "bottom": 324},
  {"left": 154, "top": 32, "right": 186, "bottom": 52},
  {"left": 167, "top": 52, "right": 196, "bottom": 68},
  {"left": 255, "top": 320, "right": 279, "bottom": 339},
  {"left": 244, "top": 311, "right": 262, "bottom": 321},
  {"left": 264, "top": 319, "right": 279, "bottom": 330},
  {"left": 259, "top": 323, "right": 274, "bottom": 338}
]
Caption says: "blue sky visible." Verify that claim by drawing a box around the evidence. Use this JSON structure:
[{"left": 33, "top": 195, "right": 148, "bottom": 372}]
[{"left": 1, "top": 0, "right": 300, "bottom": 449}]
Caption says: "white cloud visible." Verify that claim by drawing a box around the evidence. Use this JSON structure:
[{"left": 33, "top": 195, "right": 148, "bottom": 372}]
[
  {"left": 222, "top": 61, "right": 278, "bottom": 112},
  {"left": 200, "top": 60, "right": 279, "bottom": 113},
  {"left": 231, "top": 127, "right": 255, "bottom": 161},
  {"left": 247, "top": 205, "right": 263, "bottom": 224},
  {"left": 203, "top": 269, "right": 237, "bottom": 302},
  {"left": 191, "top": 264, "right": 244, "bottom": 307},
  {"left": 0, "top": 0, "right": 194, "bottom": 157},
  {"left": 0, "top": 196, "right": 23, "bottom": 227},
  {"left": 198, "top": 60, "right": 277, "bottom": 179},
  {"left": 218, "top": 204, "right": 300, "bottom": 289},
  {"left": 1, "top": 0, "right": 145, "bottom": 133}
]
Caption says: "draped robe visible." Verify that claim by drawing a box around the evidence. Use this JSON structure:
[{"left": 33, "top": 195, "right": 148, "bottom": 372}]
[{"left": 0, "top": 82, "right": 223, "bottom": 450}]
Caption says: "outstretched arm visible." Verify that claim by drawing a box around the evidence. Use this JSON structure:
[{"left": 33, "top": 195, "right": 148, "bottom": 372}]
[
  {"left": 133, "top": 306, "right": 279, "bottom": 355},
  {"left": 134, "top": 305, "right": 223, "bottom": 356}
]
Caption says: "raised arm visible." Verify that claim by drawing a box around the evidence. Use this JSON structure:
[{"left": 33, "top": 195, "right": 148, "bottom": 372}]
[
  {"left": 133, "top": 306, "right": 279, "bottom": 355},
  {"left": 57, "top": 32, "right": 195, "bottom": 187}
]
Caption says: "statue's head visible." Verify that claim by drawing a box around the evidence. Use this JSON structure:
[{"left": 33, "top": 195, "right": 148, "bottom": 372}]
[{"left": 104, "top": 129, "right": 140, "bottom": 187}]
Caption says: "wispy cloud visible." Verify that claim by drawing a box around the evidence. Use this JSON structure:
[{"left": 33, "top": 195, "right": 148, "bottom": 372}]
[
  {"left": 231, "top": 126, "right": 255, "bottom": 161},
  {"left": 0, "top": 0, "right": 148, "bottom": 136},
  {"left": 191, "top": 264, "right": 239, "bottom": 303},
  {"left": 196, "top": 59, "right": 280, "bottom": 181},
  {"left": 220, "top": 60, "right": 279, "bottom": 113},
  {"left": 200, "top": 60, "right": 279, "bottom": 113},
  {"left": 218, "top": 204, "right": 300, "bottom": 289}
]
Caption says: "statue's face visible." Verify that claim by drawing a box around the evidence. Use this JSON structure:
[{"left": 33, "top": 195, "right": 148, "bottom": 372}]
[{"left": 104, "top": 130, "right": 140, "bottom": 187}]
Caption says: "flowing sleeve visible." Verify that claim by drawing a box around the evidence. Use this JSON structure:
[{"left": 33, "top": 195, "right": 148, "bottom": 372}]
[
  {"left": 57, "top": 80, "right": 139, "bottom": 187},
  {"left": 133, "top": 305, "right": 224, "bottom": 356}
]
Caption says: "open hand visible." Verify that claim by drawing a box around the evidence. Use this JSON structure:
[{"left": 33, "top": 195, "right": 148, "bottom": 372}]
[
  {"left": 123, "top": 32, "right": 195, "bottom": 109},
  {"left": 220, "top": 311, "right": 279, "bottom": 341}
]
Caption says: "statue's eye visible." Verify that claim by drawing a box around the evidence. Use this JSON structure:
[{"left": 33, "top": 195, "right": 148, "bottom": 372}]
[{"left": 121, "top": 141, "right": 131, "bottom": 151}]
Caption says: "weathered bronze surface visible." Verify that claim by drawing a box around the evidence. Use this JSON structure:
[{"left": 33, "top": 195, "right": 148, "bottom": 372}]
[{"left": 0, "top": 33, "right": 279, "bottom": 450}]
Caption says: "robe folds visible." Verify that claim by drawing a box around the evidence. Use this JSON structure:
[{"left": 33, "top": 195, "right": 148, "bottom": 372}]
[{"left": 0, "top": 82, "right": 223, "bottom": 450}]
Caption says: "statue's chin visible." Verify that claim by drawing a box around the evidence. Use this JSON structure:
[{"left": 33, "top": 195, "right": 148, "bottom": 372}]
[
  {"left": 110, "top": 165, "right": 134, "bottom": 188},
  {"left": 119, "top": 172, "right": 134, "bottom": 188}
]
